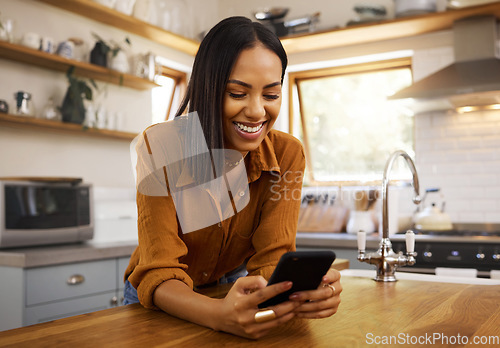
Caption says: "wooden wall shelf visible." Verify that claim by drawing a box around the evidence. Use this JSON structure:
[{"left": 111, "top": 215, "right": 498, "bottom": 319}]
[
  {"left": 0, "top": 41, "right": 158, "bottom": 90},
  {"left": 0, "top": 113, "right": 137, "bottom": 141},
  {"left": 37, "top": 0, "right": 199, "bottom": 56},
  {"left": 281, "top": 2, "right": 500, "bottom": 54},
  {"left": 36, "top": 0, "right": 500, "bottom": 56}
]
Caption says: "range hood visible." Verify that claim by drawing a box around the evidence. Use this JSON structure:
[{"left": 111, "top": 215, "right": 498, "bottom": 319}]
[{"left": 390, "top": 15, "right": 500, "bottom": 111}]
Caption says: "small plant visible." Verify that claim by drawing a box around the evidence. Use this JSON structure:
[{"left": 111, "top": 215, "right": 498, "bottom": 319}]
[{"left": 61, "top": 66, "right": 98, "bottom": 124}]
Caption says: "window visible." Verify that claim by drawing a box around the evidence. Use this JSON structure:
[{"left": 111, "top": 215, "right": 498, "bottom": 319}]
[
  {"left": 152, "top": 65, "right": 187, "bottom": 124},
  {"left": 288, "top": 57, "right": 414, "bottom": 184}
]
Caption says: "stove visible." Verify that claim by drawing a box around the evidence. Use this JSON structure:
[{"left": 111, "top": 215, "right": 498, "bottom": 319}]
[{"left": 391, "top": 223, "right": 500, "bottom": 277}]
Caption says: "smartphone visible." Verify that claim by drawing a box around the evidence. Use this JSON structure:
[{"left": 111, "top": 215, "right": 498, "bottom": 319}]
[{"left": 258, "top": 250, "right": 336, "bottom": 308}]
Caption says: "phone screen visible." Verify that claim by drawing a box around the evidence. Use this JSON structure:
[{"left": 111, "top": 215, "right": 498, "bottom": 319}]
[{"left": 258, "top": 250, "right": 336, "bottom": 308}]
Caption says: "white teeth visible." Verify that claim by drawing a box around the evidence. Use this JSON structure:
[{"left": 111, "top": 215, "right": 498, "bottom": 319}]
[{"left": 235, "top": 122, "right": 263, "bottom": 133}]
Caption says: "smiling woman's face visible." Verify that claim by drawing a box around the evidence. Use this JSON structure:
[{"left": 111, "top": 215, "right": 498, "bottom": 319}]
[{"left": 222, "top": 44, "right": 283, "bottom": 155}]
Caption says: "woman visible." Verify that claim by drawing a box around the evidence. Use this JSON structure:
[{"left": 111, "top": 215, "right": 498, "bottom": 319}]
[{"left": 124, "top": 16, "right": 342, "bottom": 339}]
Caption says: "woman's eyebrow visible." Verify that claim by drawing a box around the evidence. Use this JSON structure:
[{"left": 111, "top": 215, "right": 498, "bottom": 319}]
[{"left": 227, "top": 80, "right": 281, "bottom": 89}]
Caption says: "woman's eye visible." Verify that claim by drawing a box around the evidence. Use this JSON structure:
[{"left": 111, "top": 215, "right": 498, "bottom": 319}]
[
  {"left": 264, "top": 94, "right": 280, "bottom": 100},
  {"left": 229, "top": 92, "right": 246, "bottom": 99}
]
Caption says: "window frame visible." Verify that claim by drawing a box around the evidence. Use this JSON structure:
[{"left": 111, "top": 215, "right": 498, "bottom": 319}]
[
  {"left": 158, "top": 65, "right": 188, "bottom": 121},
  {"left": 287, "top": 57, "right": 413, "bottom": 186}
]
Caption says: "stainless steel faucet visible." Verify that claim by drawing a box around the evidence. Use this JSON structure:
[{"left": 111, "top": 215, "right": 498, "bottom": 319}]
[{"left": 357, "top": 150, "right": 421, "bottom": 281}]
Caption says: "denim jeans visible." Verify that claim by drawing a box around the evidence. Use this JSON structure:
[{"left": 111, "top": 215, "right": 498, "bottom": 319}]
[{"left": 123, "top": 279, "right": 139, "bottom": 305}]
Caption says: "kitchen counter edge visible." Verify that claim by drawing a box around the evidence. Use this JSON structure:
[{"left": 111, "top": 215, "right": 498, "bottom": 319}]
[{"left": 0, "top": 240, "right": 137, "bottom": 268}]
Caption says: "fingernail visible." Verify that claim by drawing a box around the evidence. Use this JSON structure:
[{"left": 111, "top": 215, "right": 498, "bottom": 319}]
[
  {"left": 289, "top": 294, "right": 299, "bottom": 300},
  {"left": 283, "top": 281, "right": 293, "bottom": 289}
]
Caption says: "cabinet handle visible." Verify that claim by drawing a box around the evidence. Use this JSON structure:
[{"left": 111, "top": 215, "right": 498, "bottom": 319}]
[
  {"left": 111, "top": 296, "right": 118, "bottom": 306},
  {"left": 67, "top": 274, "right": 85, "bottom": 285}
]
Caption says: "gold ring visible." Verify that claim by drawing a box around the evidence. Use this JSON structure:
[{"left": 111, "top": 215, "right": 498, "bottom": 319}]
[
  {"left": 323, "top": 283, "right": 336, "bottom": 296},
  {"left": 254, "top": 309, "right": 276, "bottom": 323}
]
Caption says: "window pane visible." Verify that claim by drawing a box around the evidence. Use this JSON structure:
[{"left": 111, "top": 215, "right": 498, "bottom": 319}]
[
  {"left": 152, "top": 75, "right": 176, "bottom": 124},
  {"left": 297, "top": 67, "right": 414, "bottom": 182}
]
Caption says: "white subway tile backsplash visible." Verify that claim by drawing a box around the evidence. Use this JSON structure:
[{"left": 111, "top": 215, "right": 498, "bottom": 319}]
[
  {"left": 458, "top": 212, "right": 485, "bottom": 222},
  {"left": 440, "top": 174, "right": 472, "bottom": 187},
  {"left": 443, "top": 125, "right": 470, "bottom": 138},
  {"left": 412, "top": 47, "right": 500, "bottom": 224},
  {"left": 481, "top": 187, "right": 500, "bottom": 199},
  {"left": 446, "top": 200, "right": 471, "bottom": 212},
  {"left": 456, "top": 187, "right": 485, "bottom": 200},
  {"left": 466, "top": 150, "right": 496, "bottom": 162},
  {"left": 434, "top": 138, "right": 459, "bottom": 151},
  {"left": 481, "top": 137, "right": 500, "bottom": 148},
  {"left": 484, "top": 212, "right": 500, "bottom": 223},
  {"left": 483, "top": 161, "right": 500, "bottom": 172},
  {"left": 469, "top": 199, "right": 497, "bottom": 212}
]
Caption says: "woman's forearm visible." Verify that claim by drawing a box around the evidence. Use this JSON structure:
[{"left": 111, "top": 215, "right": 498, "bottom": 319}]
[{"left": 152, "top": 279, "right": 221, "bottom": 330}]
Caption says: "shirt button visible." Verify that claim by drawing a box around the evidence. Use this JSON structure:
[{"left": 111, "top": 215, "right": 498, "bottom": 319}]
[
  {"left": 202, "top": 272, "right": 208, "bottom": 277},
  {"left": 239, "top": 191, "right": 245, "bottom": 197}
]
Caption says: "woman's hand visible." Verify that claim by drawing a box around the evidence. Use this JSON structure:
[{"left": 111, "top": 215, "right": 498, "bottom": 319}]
[
  {"left": 214, "top": 276, "right": 301, "bottom": 339},
  {"left": 289, "top": 268, "right": 342, "bottom": 319}
]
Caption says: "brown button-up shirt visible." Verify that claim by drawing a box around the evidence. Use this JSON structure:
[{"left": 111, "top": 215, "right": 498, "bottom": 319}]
[{"left": 125, "top": 129, "right": 305, "bottom": 309}]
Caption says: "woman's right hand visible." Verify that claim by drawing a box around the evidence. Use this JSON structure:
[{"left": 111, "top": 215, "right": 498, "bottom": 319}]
[{"left": 213, "top": 276, "right": 301, "bottom": 339}]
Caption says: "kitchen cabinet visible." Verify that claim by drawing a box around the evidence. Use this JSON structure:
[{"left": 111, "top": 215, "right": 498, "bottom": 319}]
[{"left": 0, "top": 256, "right": 131, "bottom": 331}]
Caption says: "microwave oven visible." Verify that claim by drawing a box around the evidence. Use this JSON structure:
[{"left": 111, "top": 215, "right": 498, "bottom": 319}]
[{"left": 0, "top": 178, "right": 94, "bottom": 248}]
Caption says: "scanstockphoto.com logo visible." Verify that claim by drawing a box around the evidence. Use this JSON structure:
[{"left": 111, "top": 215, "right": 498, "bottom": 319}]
[
  {"left": 366, "top": 332, "right": 500, "bottom": 346},
  {"left": 130, "top": 112, "right": 250, "bottom": 233}
]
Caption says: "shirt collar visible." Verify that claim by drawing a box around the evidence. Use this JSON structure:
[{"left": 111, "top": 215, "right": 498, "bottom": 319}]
[{"left": 246, "top": 131, "right": 281, "bottom": 183}]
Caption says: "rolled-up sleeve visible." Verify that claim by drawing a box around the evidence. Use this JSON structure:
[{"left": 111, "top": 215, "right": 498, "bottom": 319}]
[{"left": 127, "top": 193, "right": 194, "bottom": 310}]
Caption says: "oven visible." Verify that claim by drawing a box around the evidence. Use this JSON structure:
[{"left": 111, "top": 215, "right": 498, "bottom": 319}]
[{"left": 391, "top": 223, "right": 500, "bottom": 278}]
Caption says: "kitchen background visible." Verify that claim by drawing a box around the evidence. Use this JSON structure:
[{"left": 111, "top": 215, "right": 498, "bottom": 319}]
[{"left": 1, "top": 0, "right": 500, "bottom": 230}]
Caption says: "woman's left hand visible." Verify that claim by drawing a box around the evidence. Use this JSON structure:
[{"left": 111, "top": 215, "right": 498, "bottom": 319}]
[{"left": 289, "top": 268, "right": 342, "bottom": 319}]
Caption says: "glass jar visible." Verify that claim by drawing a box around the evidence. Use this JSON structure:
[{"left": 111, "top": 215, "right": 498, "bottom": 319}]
[{"left": 41, "top": 97, "right": 62, "bottom": 121}]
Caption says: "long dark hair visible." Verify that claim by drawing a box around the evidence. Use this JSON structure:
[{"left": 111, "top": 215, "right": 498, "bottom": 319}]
[{"left": 176, "top": 16, "right": 288, "bottom": 152}]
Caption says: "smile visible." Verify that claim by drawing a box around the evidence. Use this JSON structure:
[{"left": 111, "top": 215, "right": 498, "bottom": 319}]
[{"left": 234, "top": 122, "right": 265, "bottom": 133}]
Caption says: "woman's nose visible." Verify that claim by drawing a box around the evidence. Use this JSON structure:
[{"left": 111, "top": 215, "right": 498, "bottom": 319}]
[{"left": 244, "top": 97, "right": 266, "bottom": 119}]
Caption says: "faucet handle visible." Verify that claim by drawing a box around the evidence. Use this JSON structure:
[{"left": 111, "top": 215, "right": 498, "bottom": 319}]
[
  {"left": 357, "top": 231, "right": 366, "bottom": 252},
  {"left": 405, "top": 230, "right": 415, "bottom": 254}
]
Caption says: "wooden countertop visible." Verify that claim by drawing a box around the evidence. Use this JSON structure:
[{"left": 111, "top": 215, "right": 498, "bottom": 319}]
[{"left": 1, "top": 275, "right": 499, "bottom": 347}]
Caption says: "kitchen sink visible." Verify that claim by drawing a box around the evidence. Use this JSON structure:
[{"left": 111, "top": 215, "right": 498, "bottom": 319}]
[{"left": 340, "top": 269, "right": 500, "bottom": 285}]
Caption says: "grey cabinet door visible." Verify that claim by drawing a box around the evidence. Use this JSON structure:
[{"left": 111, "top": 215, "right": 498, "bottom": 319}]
[
  {"left": 24, "top": 290, "right": 117, "bottom": 326},
  {"left": 26, "top": 259, "right": 116, "bottom": 306}
]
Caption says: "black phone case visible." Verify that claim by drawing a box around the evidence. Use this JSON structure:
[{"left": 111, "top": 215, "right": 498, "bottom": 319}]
[{"left": 258, "top": 250, "right": 336, "bottom": 308}]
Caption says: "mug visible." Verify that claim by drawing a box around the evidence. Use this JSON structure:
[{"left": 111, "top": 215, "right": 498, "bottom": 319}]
[
  {"left": 13, "top": 91, "right": 35, "bottom": 117},
  {"left": 56, "top": 40, "right": 75, "bottom": 59},
  {"left": 21, "top": 32, "right": 41, "bottom": 50},
  {"left": 40, "top": 37, "right": 55, "bottom": 54},
  {"left": 0, "top": 100, "right": 8, "bottom": 114}
]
